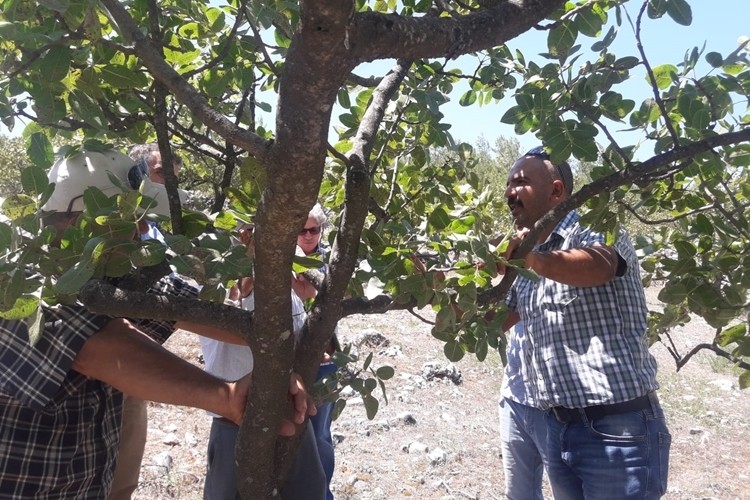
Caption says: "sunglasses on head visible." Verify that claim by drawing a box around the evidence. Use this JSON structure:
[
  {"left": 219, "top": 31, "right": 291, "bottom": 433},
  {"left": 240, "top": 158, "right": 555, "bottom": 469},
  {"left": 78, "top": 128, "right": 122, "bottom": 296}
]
[
  {"left": 127, "top": 158, "right": 150, "bottom": 189},
  {"left": 523, "top": 146, "right": 570, "bottom": 193},
  {"left": 299, "top": 226, "right": 321, "bottom": 236}
]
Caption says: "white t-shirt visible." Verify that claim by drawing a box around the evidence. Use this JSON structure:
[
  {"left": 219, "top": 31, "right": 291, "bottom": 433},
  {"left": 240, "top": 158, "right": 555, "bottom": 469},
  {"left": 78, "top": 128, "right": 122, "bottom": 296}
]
[{"left": 199, "top": 291, "right": 306, "bottom": 381}]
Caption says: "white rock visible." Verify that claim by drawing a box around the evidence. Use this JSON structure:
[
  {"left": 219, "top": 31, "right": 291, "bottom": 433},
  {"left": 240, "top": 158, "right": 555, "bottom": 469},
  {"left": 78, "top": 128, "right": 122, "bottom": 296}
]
[
  {"left": 162, "top": 433, "right": 180, "bottom": 445},
  {"left": 408, "top": 441, "right": 429, "bottom": 454},
  {"left": 185, "top": 432, "right": 199, "bottom": 447},
  {"left": 441, "top": 412, "right": 455, "bottom": 423},
  {"left": 428, "top": 447, "right": 448, "bottom": 465}
]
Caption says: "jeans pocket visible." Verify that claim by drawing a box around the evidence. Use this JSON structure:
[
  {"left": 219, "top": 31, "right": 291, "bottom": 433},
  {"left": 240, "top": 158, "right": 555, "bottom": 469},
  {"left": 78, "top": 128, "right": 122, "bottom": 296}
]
[
  {"left": 588, "top": 411, "right": 648, "bottom": 441},
  {"left": 657, "top": 431, "right": 672, "bottom": 495}
]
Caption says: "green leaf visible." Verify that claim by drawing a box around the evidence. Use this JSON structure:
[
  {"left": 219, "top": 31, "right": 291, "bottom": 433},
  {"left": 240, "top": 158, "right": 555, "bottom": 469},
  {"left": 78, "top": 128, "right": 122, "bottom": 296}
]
[
  {"left": 35, "top": 45, "right": 72, "bottom": 81},
  {"left": 448, "top": 215, "right": 475, "bottom": 234},
  {"left": 0, "top": 269, "right": 27, "bottom": 310},
  {"left": 459, "top": 90, "right": 477, "bottom": 106},
  {"left": 739, "top": 370, "right": 750, "bottom": 390},
  {"left": 375, "top": 365, "right": 395, "bottom": 380},
  {"left": 26, "top": 133, "right": 54, "bottom": 167},
  {"left": 99, "top": 64, "right": 149, "bottom": 89},
  {"left": 0, "top": 296, "right": 40, "bottom": 321},
  {"left": 651, "top": 64, "right": 678, "bottom": 89},
  {"left": 647, "top": 0, "right": 667, "bottom": 18},
  {"left": 20, "top": 165, "right": 49, "bottom": 196},
  {"left": 38, "top": 0, "right": 70, "bottom": 12},
  {"left": 213, "top": 211, "right": 237, "bottom": 231},
  {"left": 131, "top": 240, "right": 168, "bottom": 268},
  {"left": 55, "top": 258, "right": 96, "bottom": 295},
  {"left": 575, "top": 6, "right": 604, "bottom": 37},
  {"left": 427, "top": 205, "right": 451, "bottom": 230},
  {"left": 475, "top": 337, "right": 488, "bottom": 361},
  {"left": 705, "top": 52, "right": 723, "bottom": 68},
  {"left": 362, "top": 394, "right": 379, "bottom": 420},
  {"left": 292, "top": 254, "right": 325, "bottom": 273},
  {"left": 548, "top": 21, "right": 578, "bottom": 57},
  {"left": 68, "top": 90, "right": 109, "bottom": 130},
  {"left": 2, "top": 194, "right": 37, "bottom": 220},
  {"left": 164, "top": 234, "right": 193, "bottom": 255},
  {"left": 362, "top": 352, "right": 373, "bottom": 371},
  {"left": 83, "top": 186, "right": 116, "bottom": 215},
  {"left": 0, "top": 223, "right": 11, "bottom": 252},
  {"left": 444, "top": 340, "right": 465, "bottom": 362},
  {"left": 716, "top": 323, "right": 747, "bottom": 347},
  {"left": 666, "top": 0, "right": 692, "bottom": 26}
]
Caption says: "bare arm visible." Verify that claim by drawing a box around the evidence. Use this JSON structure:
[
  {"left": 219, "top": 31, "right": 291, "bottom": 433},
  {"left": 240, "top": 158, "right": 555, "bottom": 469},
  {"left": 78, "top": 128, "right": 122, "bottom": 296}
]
[
  {"left": 525, "top": 245, "right": 619, "bottom": 288},
  {"left": 174, "top": 321, "right": 247, "bottom": 345},
  {"left": 502, "top": 310, "right": 521, "bottom": 332},
  {"left": 72, "top": 318, "right": 248, "bottom": 423},
  {"left": 72, "top": 318, "right": 314, "bottom": 433}
]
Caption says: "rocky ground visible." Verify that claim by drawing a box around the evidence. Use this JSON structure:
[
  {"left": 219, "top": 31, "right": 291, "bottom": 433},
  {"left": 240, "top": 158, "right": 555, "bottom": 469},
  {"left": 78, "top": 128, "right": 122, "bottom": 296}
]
[{"left": 135, "top": 287, "right": 750, "bottom": 499}]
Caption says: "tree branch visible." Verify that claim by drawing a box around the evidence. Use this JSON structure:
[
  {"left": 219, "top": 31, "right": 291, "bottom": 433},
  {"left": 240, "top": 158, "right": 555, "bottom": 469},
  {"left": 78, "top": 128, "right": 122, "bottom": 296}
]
[
  {"left": 78, "top": 280, "right": 252, "bottom": 336},
  {"left": 100, "top": 0, "right": 272, "bottom": 160},
  {"left": 348, "top": 0, "right": 567, "bottom": 61}
]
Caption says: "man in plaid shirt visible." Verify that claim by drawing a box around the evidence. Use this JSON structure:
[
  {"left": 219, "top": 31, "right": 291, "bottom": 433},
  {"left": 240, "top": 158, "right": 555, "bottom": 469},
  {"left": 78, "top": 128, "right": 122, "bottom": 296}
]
[
  {"left": 0, "top": 150, "right": 311, "bottom": 499},
  {"left": 499, "top": 147, "right": 671, "bottom": 499}
]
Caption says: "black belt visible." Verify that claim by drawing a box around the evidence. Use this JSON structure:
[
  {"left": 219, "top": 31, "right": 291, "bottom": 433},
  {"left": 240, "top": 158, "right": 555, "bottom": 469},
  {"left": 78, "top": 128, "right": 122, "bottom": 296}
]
[{"left": 550, "top": 393, "right": 656, "bottom": 423}]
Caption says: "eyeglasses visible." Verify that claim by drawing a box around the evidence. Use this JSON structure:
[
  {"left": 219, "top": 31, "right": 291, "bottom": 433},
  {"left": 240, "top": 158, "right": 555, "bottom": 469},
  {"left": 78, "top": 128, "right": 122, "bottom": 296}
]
[
  {"left": 523, "top": 146, "right": 572, "bottom": 195},
  {"left": 299, "top": 226, "right": 321, "bottom": 236},
  {"left": 127, "top": 158, "right": 150, "bottom": 189}
]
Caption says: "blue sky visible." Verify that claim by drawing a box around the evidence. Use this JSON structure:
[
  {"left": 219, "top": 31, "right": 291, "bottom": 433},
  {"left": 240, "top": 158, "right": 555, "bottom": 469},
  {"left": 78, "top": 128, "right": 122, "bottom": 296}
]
[
  {"left": 424, "top": 0, "right": 749, "bottom": 154},
  {"left": 3, "top": 1, "right": 747, "bottom": 157}
]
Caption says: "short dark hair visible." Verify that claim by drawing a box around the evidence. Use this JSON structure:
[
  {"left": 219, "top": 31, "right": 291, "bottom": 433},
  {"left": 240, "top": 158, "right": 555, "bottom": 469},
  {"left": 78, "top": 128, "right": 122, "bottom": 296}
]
[{"left": 523, "top": 146, "right": 573, "bottom": 196}]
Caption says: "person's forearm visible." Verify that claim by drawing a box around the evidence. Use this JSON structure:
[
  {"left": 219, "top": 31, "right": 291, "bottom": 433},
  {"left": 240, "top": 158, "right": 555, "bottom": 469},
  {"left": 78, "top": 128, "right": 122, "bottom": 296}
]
[
  {"left": 502, "top": 310, "right": 520, "bottom": 332},
  {"left": 175, "top": 321, "right": 247, "bottom": 345},
  {"left": 526, "top": 245, "right": 618, "bottom": 287},
  {"left": 72, "top": 318, "right": 245, "bottom": 422}
]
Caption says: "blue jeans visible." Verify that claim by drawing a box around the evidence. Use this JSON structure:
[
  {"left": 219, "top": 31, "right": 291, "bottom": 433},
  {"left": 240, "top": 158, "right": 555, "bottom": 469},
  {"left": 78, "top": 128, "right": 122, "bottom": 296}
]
[
  {"left": 310, "top": 363, "right": 338, "bottom": 500},
  {"left": 499, "top": 398, "right": 548, "bottom": 500},
  {"left": 203, "top": 418, "right": 326, "bottom": 500},
  {"left": 545, "top": 393, "right": 671, "bottom": 500}
]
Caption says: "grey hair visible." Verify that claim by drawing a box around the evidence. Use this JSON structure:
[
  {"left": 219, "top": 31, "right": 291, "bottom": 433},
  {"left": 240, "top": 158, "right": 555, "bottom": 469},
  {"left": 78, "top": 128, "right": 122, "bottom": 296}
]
[
  {"left": 127, "top": 143, "right": 160, "bottom": 164},
  {"left": 308, "top": 203, "right": 328, "bottom": 228},
  {"left": 127, "top": 143, "right": 182, "bottom": 168}
]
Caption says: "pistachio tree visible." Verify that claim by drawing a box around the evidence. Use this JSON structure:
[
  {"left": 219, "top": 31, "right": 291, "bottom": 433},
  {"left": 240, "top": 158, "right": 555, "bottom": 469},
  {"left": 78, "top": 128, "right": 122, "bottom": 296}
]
[{"left": 1, "top": 0, "right": 749, "bottom": 496}]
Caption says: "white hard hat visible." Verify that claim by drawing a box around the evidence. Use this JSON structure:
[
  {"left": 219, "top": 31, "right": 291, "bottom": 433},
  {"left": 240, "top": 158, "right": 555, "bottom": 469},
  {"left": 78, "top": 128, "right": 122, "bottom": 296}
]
[{"left": 42, "top": 149, "right": 170, "bottom": 216}]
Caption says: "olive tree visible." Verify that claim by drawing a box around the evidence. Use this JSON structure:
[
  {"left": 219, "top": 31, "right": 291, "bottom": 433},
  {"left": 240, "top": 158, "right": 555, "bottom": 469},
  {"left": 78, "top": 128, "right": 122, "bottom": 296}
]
[{"left": 1, "top": 0, "right": 749, "bottom": 496}]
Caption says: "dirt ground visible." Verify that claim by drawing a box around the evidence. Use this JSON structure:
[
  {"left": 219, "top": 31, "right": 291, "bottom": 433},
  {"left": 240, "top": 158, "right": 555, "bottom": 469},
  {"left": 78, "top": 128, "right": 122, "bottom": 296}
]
[{"left": 135, "top": 287, "right": 750, "bottom": 499}]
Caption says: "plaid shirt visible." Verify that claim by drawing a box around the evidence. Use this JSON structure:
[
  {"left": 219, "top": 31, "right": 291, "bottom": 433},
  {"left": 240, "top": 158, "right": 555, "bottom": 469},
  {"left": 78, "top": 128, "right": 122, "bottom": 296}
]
[
  {"left": 0, "top": 275, "right": 198, "bottom": 499},
  {"left": 506, "top": 211, "right": 659, "bottom": 410}
]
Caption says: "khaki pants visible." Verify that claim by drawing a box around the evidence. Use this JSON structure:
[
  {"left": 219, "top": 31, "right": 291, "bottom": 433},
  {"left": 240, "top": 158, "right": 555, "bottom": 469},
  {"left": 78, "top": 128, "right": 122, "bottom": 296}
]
[{"left": 109, "top": 395, "right": 148, "bottom": 500}]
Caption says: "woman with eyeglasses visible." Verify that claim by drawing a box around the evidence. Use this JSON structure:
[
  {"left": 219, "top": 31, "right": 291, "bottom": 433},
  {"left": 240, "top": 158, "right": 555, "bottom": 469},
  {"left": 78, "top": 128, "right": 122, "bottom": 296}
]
[{"left": 293, "top": 203, "right": 338, "bottom": 500}]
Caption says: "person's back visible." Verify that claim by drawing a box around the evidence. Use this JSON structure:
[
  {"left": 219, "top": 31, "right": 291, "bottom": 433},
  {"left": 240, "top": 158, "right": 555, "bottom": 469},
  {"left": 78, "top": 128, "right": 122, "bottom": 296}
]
[{"left": 0, "top": 306, "right": 119, "bottom": 499}]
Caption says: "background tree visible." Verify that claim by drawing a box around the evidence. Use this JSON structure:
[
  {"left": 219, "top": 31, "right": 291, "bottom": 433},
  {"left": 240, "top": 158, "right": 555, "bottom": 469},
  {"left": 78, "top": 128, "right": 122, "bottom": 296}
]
[{"left": 1, "top": 0, "right": 749, "bottom": 497}]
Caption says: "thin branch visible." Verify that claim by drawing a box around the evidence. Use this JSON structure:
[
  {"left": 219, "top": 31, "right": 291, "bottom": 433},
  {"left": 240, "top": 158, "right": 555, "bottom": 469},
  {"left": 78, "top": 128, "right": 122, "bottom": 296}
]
[
  {"left": 676, "top": 342, "right": 750, "bottom": 372},
  {"left": 100, "top": 0, "right": 272, "bottom": 159},
  {"left": 347, "top": 73, "right": 383, "bottom": 87},
  {"left": 248, "top": 19, "right": 281, "bottom": 77},
  {"left": 617, "top": 199, "right": 717, "bottom": 225},
  {"left": 408, "top": 308, "right": 436, "bottom": 325},
  {"left": 635, "top": 1, "right": 680, "bottom": 144},
  {"left": 183, "top": 0, "right": 250, "bottom": 78}
]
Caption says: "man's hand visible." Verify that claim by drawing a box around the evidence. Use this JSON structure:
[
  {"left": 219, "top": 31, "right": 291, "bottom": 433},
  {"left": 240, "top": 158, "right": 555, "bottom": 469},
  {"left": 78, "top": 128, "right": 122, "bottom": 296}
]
[
  {"left": 292, "top": 274, "right": 317, "bottom": 301},
  {"left": 229, "top": 372, "right": 316, "bottom": 436},
  {"left": 279, "top": 372, "right": 316, "bottom": 436}
]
